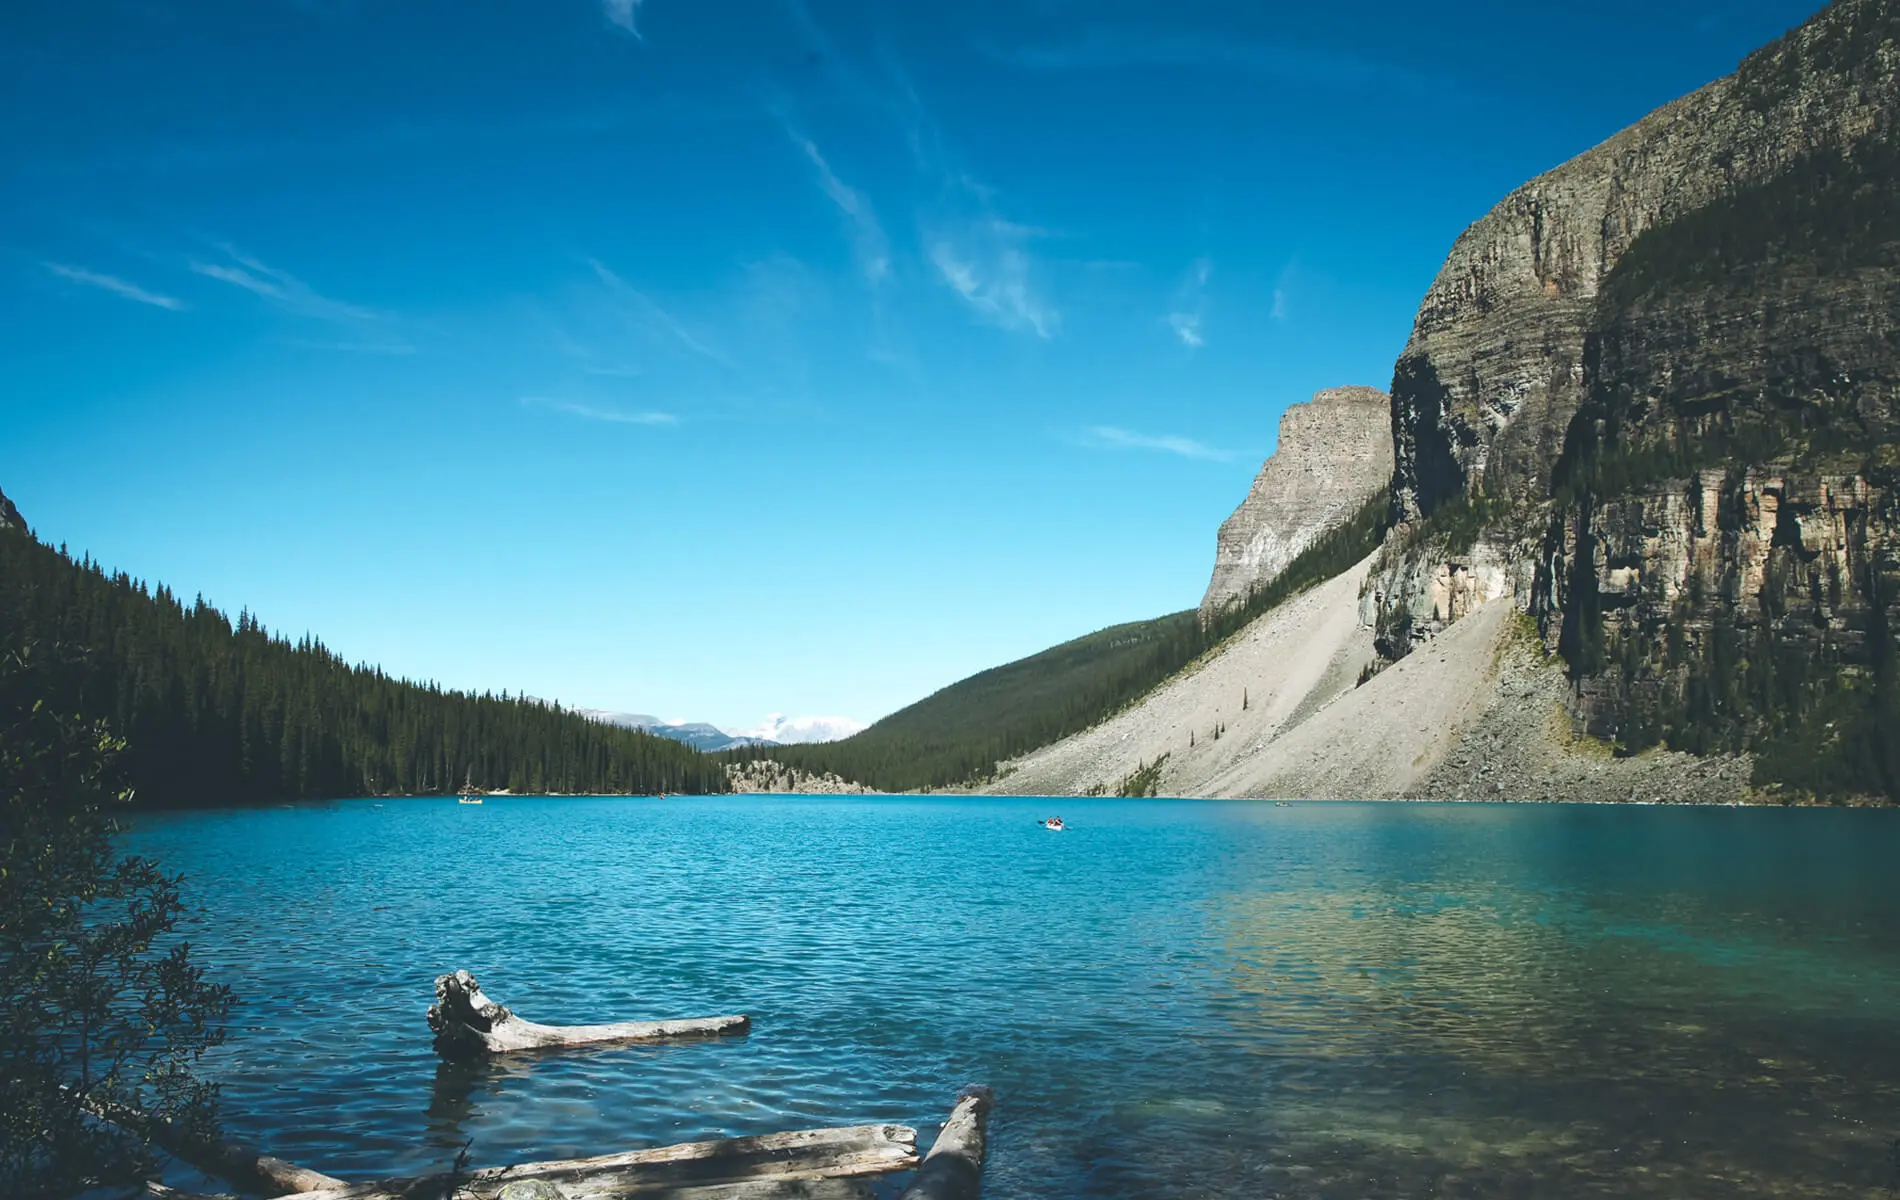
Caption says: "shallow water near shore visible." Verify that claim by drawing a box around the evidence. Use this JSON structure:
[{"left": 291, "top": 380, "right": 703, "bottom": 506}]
[{"left": 130, "top": 796, "right": 1900, "bottom": 1198}]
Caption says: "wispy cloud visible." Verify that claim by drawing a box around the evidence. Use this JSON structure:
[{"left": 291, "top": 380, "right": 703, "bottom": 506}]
[
  {"left": 793, "top": 134, "right": 890, "bottom": 286},
  {"left": 1168, "top": 313, "right": 1204, "bottom": 347},
  {"left": 43, "top": 262, "right": 184, "bottom": 310},
  {"left": 875, "top": 54, "right": 1060, "bottom": 341},
  {"left": 1167, "top": 257, "right": 1211, "bottom": 348},
  {"left": 191, "top": 247, "right": 377, "bottom": 322},
  {"left": 930, "top": 241, "right": 1055, "bottom": 338},
  {"left": 979, "top": 31, "right": 1425, "bottom": 91},
  {"left": 1271, "top": 259, "right": 1296, "bottom": 322},
  {"left": 1082, "top": 425, "right": 1234, "bottom": 462},
  {"left": 586, "top": 258, "right": 728, "bottom": 364},
  {"left": 523, "top": 396, "right": 679, "bottom": 426},
  {"left": 601, "top": 0, "right": 644, "bottom": 36}
]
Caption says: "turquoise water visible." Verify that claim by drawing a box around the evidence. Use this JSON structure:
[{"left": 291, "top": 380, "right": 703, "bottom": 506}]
[{"left": 130, "top": 797, "right": 1900, "bottom": 1198}]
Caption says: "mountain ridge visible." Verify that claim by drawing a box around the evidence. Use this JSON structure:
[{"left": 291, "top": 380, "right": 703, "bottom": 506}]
[
  {"left": 1369, "top": 0, "right": 1900, "bottom": 801},
  {"left": 1388, "top": 0, "right": 1900, "bottom": 523},
  {"left": 972, "top": 0, "right": 1900, "bottom": 804},
  {"left": 1201, "top": 386, "right": 1392, "bottom": 622}
]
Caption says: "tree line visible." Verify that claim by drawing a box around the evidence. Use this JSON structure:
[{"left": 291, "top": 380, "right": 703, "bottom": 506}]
[{"left": 0, "top": 525, "right": 728, "bottom": 807}]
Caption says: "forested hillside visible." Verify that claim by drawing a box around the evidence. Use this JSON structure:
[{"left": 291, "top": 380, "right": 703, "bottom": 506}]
[
  {"left": 0, "top": 522, "right": 727, "bottom": 806},
  {"left": 731, "top": 492, "right": 1390, "bottom": 791}
]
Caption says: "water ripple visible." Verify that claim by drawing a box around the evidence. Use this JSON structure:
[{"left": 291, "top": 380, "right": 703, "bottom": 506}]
[{"left": 128, "top": 796, "right": 1900, "bottom": 1198}]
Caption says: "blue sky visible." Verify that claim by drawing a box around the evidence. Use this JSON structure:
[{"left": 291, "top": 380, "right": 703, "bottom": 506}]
[{"left": 1, "top": 0, "right": 1822, "bottom": 730}]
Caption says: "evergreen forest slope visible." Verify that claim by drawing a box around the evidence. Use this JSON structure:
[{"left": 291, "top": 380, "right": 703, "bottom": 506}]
[
  {"left": 0, "top": 520, "right": 728, "bottom": 807},
  {"left": 730, "top": 492, "right": 1390, "bottom": 791}
]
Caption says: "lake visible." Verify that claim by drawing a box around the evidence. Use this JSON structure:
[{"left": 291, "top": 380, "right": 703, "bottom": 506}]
[{"left": 129, "top": 796, "right": 1900, "bottom": 1198}]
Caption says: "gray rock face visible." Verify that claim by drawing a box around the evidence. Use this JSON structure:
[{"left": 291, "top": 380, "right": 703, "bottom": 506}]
[
  {"left": 1390, "top": 0, "right": 1900, "bottom": 520},
  {"left": 0, "top": 486, "right": 20, "bottom": 531},
  {"left": 1365, "top": 0, "right": 1900, "bottom": 797},
  {"left": 1199, "top": 387, "right": 1392, "bottom": 621}
]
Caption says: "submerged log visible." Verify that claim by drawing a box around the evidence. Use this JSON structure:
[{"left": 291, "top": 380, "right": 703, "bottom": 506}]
[
  {"left": 427, "top": 970, "right": 750, "bottom": 1058},
  {"left": 78, "top": 1091, "right": 345, "bottom": 1196},
  {"left": 273, "top": 1122, "right": 920, "bottom": 1200},
  {"left": 142, "top": 1184, "right": 237, "bottom": 1200},
  {"left": 898, "top": 1089, "right": 994, "bottom": 1200},
  {"left": 612, "top": 1183, "right": 873, "bottom": 1199}
]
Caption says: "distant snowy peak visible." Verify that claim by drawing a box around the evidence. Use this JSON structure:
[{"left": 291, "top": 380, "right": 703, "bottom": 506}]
[
  {"left": 733, "top": 713, "right": 868, "bottom": 745},
  {"left": 578, "top": 709, "right": 664, "bottom": 729},
  {"left": 577, "top": 708, "right": 866, "bottom": 750},
  {"left": 577, "top": 709, "right": 774, "bottom": 752}
]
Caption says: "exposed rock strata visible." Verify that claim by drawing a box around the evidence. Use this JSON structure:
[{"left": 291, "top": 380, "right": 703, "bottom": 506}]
[
  {"left": 1388, "top": 1, "right": 1900, "bottom": 519},
  {"left": 1539, "top": 229, "right": 1900, "bottom": 770},
  {"left": 1200, "top": 387, "right": 1392, "bottom": 621},
  {"left": 1364, "top": 0, "right": 1900, "bottom": 798}
]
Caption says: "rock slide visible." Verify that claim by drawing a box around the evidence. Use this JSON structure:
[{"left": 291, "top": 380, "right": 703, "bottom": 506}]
[{"left": 987, "top": 555, "right": 1519, "bottom": 800}]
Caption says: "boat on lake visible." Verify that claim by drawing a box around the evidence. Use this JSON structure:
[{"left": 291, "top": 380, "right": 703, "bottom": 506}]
[
  {"left": 1041, "top": 817, "right": 1065, "bottom": 831},
  {"left": 458, "top": 794, "right": 483, "bottom": 805}
]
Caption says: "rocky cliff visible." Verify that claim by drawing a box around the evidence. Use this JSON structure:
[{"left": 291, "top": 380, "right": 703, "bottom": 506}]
[
  {"left": 0, "top": 486, "right": 20, "bottom": 532},
  {"left": 1389, "top": 0, "right": 1900, "bottom": 520},
  {"left": 1200, "top": 386, "right": 1392, "bottom": 620},
  {"left": 1537, "top": 123, "right": 1900, "bottom": 796},
  {"left": 1374, "top": 0, "right": 1900, "bottom": 801}
]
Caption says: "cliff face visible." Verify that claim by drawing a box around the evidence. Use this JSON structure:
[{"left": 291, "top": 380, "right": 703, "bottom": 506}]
[
  {"left": 1535, "top": 137, "right": 1900, "bottom": 793},
  {"left": 1374, "top": 0, "right": 1900, "bottom": 799},
  {"left": 1200, "top": 386, "right": 1392, "bottom": 620},
  {"left": 1389, "top": 0, "right": 1900, "bottom": 520},
  {"left": 0, "top": 486, "right": 21, "bottom": 532}
]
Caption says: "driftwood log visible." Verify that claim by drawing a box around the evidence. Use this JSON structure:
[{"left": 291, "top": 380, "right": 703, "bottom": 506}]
[
  {"left": 271, "top": 1122, "right": 920, "bottom": 1200},
  {"left": 898, "top": 1089, "right": 993, "bottom": 1200},
  {"left": 427, "top": 970, "right": 751, "bottom": 1058},
  {"left": 142, "top": 1185, "right": 238, "bottom": 1200},
  {"left": 76, "top": 1090, "right": 344, "bottom": 1196}
]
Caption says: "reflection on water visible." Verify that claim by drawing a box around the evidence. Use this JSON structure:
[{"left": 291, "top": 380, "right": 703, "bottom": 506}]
[
  {"left": 129, "top": 797, "right": 1900, "bottom": 1198},
  {"left": 1207, "top": 875, "right": 1900, "bottom": 1197}
]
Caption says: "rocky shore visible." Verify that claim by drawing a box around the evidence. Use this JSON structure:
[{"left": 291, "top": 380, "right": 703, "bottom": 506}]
[
  {"left": 726, "top": 760, "right": 876, "bottom": 795},
  {"left": 1419, "top": 619, "right": 1760, "bottom": 806}
]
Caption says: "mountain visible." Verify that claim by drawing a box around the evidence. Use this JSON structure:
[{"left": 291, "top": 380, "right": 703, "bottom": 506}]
[
  {"left": 726, "top": 612, "right": 1205, "bottom": 790},
  {"left": 1201, "top": 387, "right": 1393, "bottom": 621},
  {"left": 1366, "top": 0, "right": 1900, "bottom": 801},
  {"left": 575, "top": 708, "right": 867, "bottom": 750},
  {"left": 1387, "top": 0, "right": 1900, "bottom": 523},
  {"left": 0, "top": 485, "right": 21, "bottom": 531},
  {"left": 984, "top": 1, "right": 1900, "bottom": 805},
  {"left": 732, "top": 480, "right": 1391, "bottom": 792},
  {"left": 576, "top": 710, "right": 776, "bottom": 752}
]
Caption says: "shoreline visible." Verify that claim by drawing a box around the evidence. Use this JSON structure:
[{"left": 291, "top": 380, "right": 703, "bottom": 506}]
[{"left": 126, "top": 790, "right": 1893, "bottom": 815}]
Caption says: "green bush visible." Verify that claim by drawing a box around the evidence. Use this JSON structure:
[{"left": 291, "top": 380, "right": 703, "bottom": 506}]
[{"left": 0, "top": 638, "right": 235, "bottom": 1194}]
